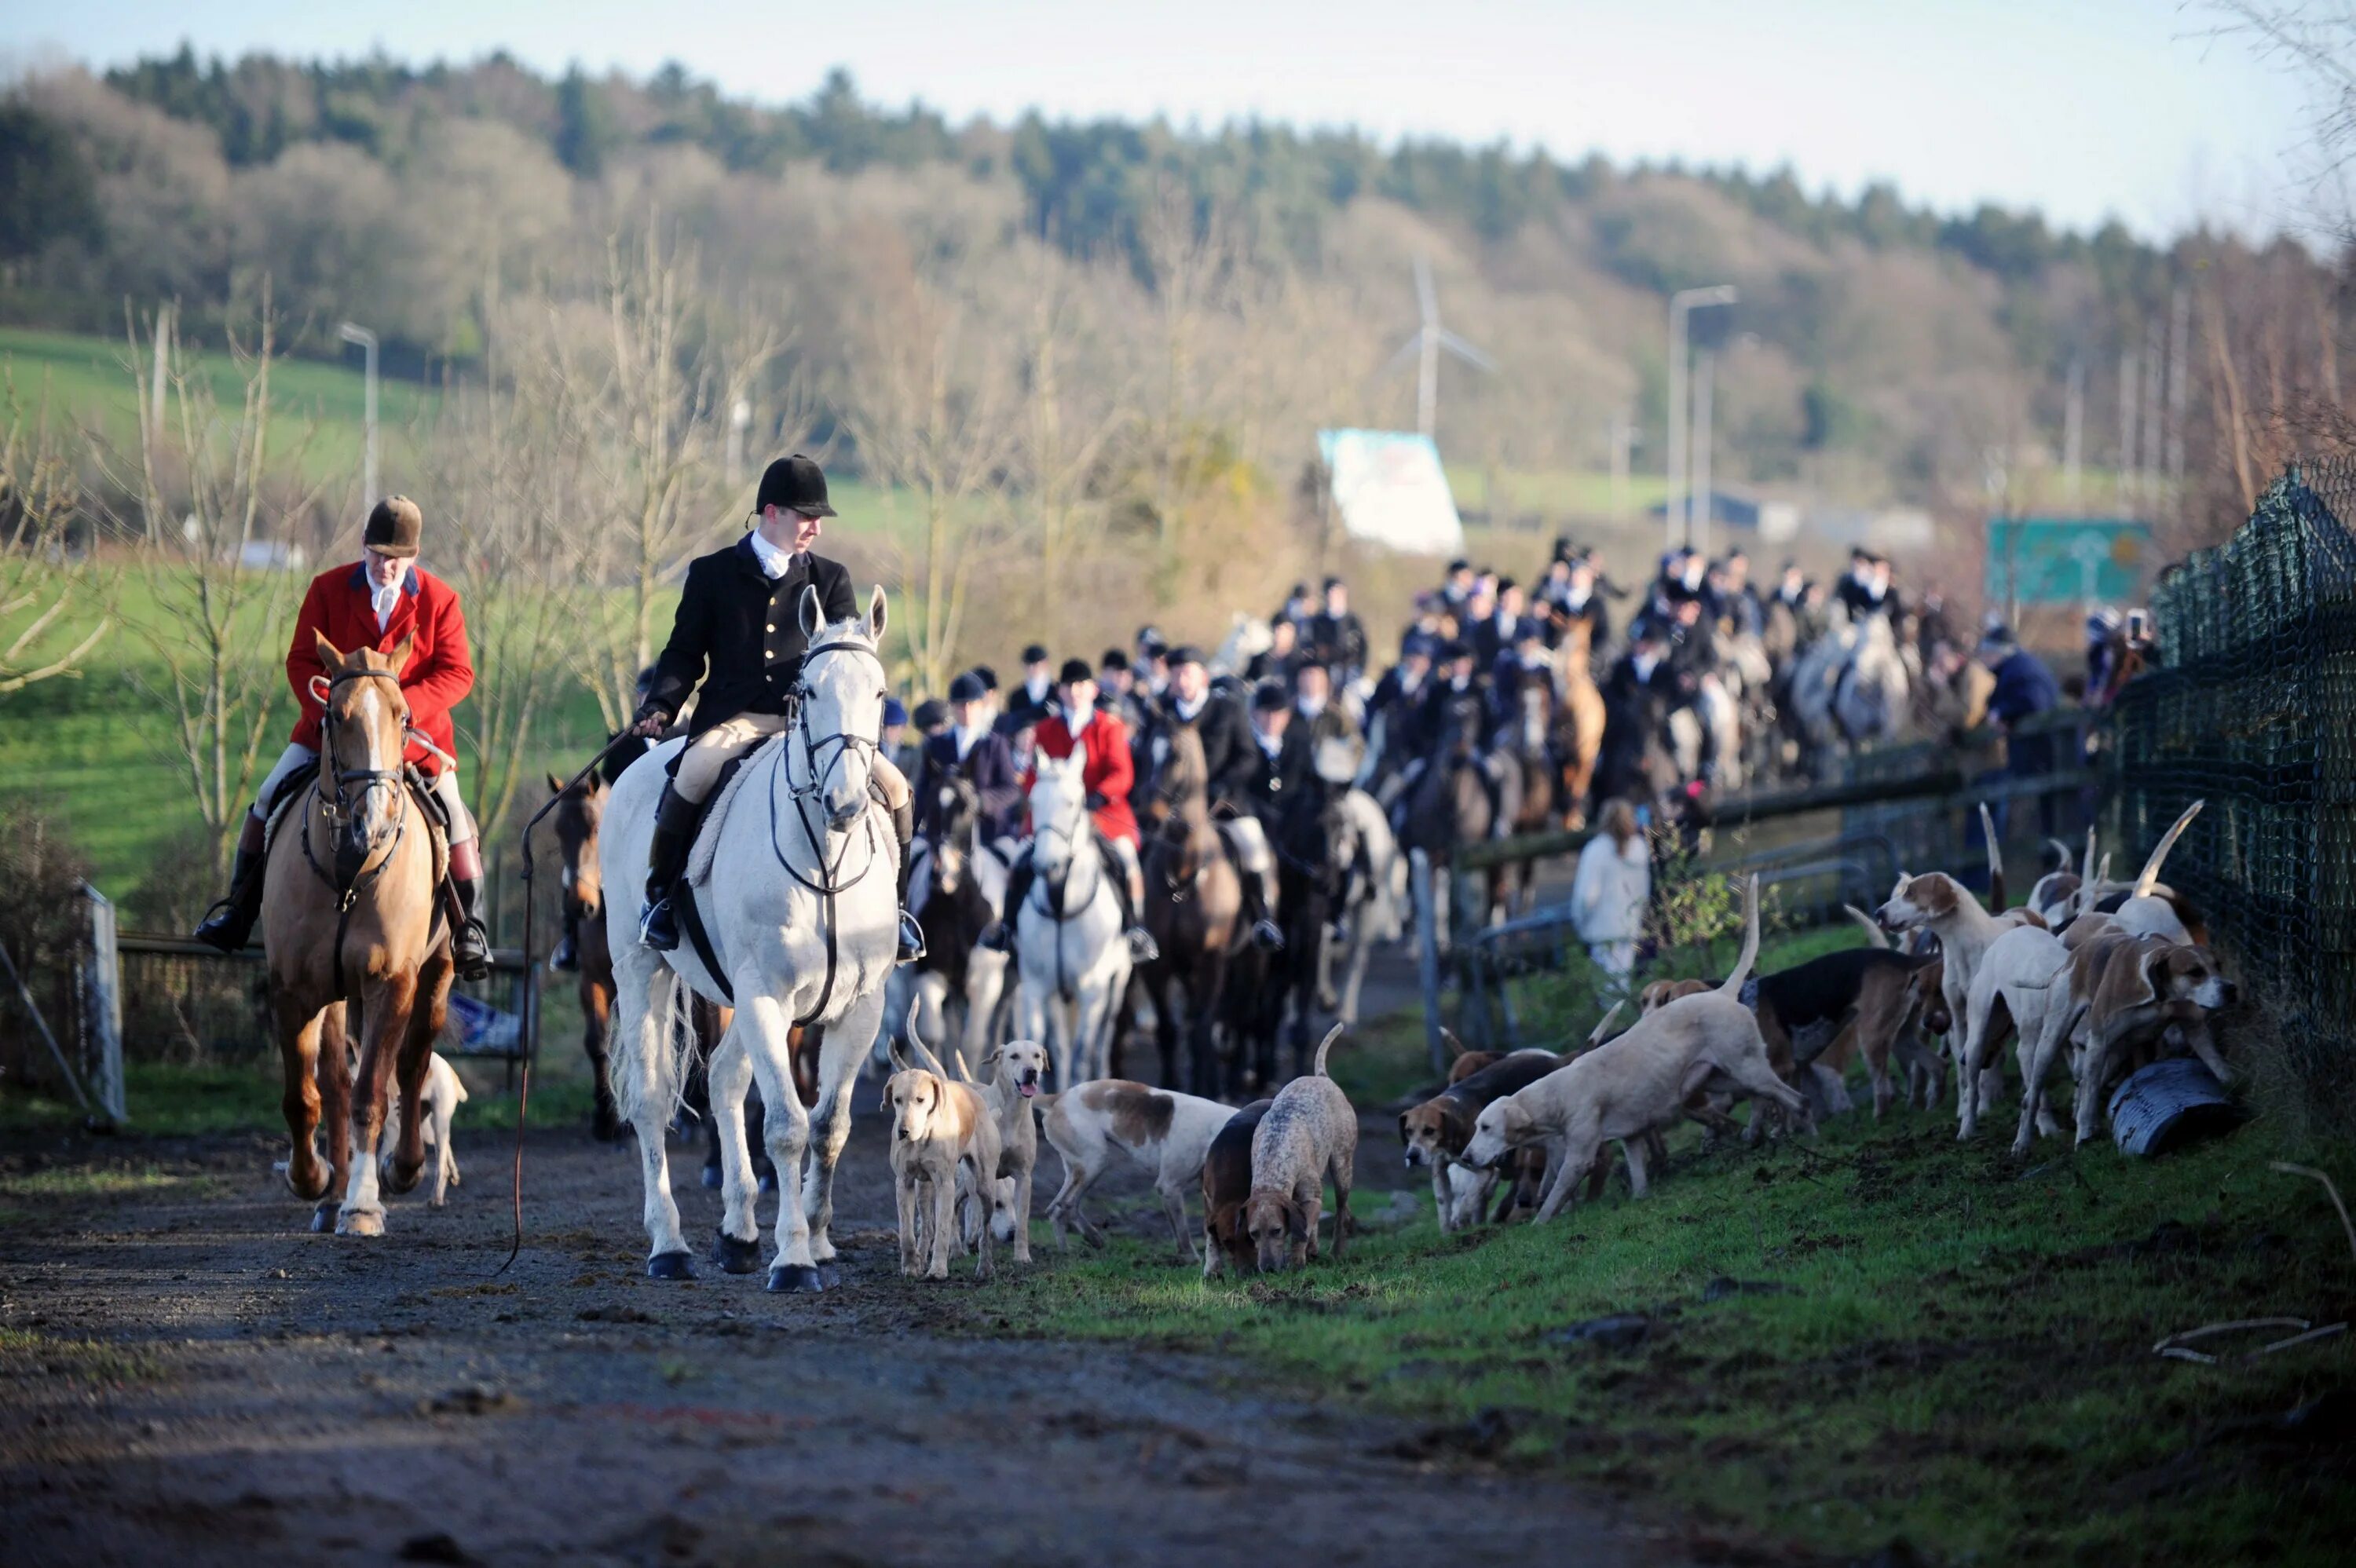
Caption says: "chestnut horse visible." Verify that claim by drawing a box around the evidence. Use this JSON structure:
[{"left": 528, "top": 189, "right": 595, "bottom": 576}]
[{"left": 265, "top": 633, "right": 452, "bottom": 1236}]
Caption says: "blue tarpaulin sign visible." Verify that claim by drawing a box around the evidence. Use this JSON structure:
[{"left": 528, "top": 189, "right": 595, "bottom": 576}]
[
  {"left": 1985, "top": 517, "right": 2153, "bottom": 607},
  {"left": 443, "top": 991, "right": 521, "bottom": 1056}
]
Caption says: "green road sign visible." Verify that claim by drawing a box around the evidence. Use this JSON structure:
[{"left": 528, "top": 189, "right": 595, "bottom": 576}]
[{"left": 1985, "top": 517, "right": 2152, "bottom": 607}]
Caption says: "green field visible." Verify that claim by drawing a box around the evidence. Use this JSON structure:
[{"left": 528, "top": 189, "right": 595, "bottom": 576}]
[{"left": 0, "top": 325, "right": 432, "bottom": 488}]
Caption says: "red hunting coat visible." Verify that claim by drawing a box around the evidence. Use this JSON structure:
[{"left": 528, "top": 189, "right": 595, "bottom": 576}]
[
  {"left": 1030, "top": 706, "right": 1139, "bottom": 845},
  {"left": 286, "top": 562, "right": 474, "bottom": 777}
]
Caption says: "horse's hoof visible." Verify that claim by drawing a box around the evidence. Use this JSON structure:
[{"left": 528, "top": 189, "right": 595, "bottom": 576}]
[
  {"left": 309, "top": 1204, "right": 335, "bottom": 1234},
  {"left": 646, "top": 1251, "right": 696, "bottom": 1281},
  {"left": 700, "top": 1163, "right": 723, "bottom": 1190},
  {"left": 712, "top": 1229, "right": 763, "bottom": 1275},
  {"left": 336, "top": 1207, "right": 385, "bottom": 1238},
  {"left": 815, "top": 1260, "right": 843, "bottom": 1291},
  {"left": 766, "top": 1264, "right": 824, "bottom": 1293},
  {"left": 383, "top": 1157, "right": 423, "bottom": 1196},
  {"left": 757, "top": 1166, "right": 778, "bottom": 1196}
]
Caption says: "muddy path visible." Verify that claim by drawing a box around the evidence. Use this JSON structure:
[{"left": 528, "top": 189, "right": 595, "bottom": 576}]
[{"left": 1, "top": 1093, "right": 1688, "bottom": 1568}]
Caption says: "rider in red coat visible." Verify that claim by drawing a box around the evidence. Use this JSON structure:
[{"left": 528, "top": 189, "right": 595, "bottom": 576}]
[
  {"left": 988, "top": 658, "right": 1157, "bottom": 961},
  {"left": 194, "top": 497, "right": 491, "bottom": 978}
]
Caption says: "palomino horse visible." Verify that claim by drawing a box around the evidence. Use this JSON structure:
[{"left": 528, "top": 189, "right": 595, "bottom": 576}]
[
  {"left": 1553, "top": 617, "right": 1607, "bottom": 830},
  {"left": 1009, "top": 753, "right": 1130, "bottom": 1091},
  {"left": 265, "top": 633, "right": 452, "bottom": 1237},
  {"left": 602, "top": 587, "right": 899, "bottom": 1292},
  {"left": 1140, "top": 725, "right": 1245, "bottom": 1098}
]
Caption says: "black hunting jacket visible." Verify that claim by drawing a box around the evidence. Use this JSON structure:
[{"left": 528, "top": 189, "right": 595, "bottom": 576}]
[{"left": 644, "top": 536, "right": 857, "bottom": 737}]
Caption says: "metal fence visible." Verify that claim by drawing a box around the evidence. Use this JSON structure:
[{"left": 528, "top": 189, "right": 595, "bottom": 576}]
[{"left": 2109, "top": 459, "right": 2356, "bottom": 1114}]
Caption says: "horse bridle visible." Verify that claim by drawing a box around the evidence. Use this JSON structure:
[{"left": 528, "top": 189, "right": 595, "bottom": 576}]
[
  {"left": 763, "top": 634, "right": 891, "bottom": 892},
  {"left": 304, "top": 667, "right": 412, "bottom": 910}
]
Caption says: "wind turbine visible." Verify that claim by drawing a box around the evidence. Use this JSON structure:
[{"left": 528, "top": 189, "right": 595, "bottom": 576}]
[{"left": 1386, "top": 257, "right": 1495, "bottom": 441}]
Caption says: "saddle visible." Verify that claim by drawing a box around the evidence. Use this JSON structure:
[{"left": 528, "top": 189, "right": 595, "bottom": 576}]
[{"left": 260, "top": 758, "right": 450, "bottom": 892}]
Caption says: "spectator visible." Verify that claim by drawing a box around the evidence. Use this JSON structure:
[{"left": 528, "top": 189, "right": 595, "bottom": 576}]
[
  {"left": 1571, "top": 799, "right": 1651, "bottom": 981},
  {"left": 1981, "top": 625, "right": 2062, "bottom": 836}
]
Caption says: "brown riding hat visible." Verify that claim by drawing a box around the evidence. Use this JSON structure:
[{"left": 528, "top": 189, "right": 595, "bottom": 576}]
[{"left": 364, "top": 495, "right": 423, "bottom": 558}]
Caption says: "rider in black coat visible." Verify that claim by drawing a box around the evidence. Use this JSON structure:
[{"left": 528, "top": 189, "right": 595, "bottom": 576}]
[
  {"left": 1147, "top": 647, "right": 1283, "bottom": 949},
  {"left": 628, "top": 455, "right": 922, "bottom": 960}
]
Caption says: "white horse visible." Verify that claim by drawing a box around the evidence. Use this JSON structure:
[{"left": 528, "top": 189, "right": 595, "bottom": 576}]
[
  {"left": 1010, "top": 754, "right": 1131, "bottom": 1089},
  {"left": 601, "top": 587, "right": 899, "bottom": 1292}
]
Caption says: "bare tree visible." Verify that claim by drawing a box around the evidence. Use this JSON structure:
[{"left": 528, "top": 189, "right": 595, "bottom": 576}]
[
  {"left": 104, "top": 294, "right": 333, "bottom": 872},
  {"left": 550, "top": 224, "right": 790, "bottom": 729},
  {"left": 1136, "top": 181, "right": 1241, "bottom": 582},
  {"left": 423, "top": 350, "right": 593, "bottom": 850},
  {"left": 0, "top": 375, "right": 112, "bottom": 693},
  {"left": 843, "top": 248, "right": 1017, "bottom": 693},
  {"left": 1012, "top": 248, "right": 1129, "bottom": 639}
]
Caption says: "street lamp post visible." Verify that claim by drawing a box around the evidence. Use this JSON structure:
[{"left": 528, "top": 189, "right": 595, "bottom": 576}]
[
  {"left": 1692, "top": 348, "right": 1716, "bottom": 557},
  {"left": 338, "top": 321, "right": 379, "bottom": 505},
  {"left": 1665, "top": 285, "right": 1736, "bottom": 550}
]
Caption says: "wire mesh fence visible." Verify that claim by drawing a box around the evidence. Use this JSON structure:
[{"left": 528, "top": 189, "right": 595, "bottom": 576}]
[{"left": 2110, "top": 458, "right": 2356, "bottom": 1119}]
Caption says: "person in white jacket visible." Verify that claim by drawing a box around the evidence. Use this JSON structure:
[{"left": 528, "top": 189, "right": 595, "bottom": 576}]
[{"left": 1571, "top": 799, "right": 1650, "bottom": 979}]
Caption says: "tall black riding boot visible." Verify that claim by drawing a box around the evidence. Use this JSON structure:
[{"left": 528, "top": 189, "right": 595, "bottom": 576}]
[
  {"left": 448, "top": 871, "right": 492, "bottom": 981},
  {"left": 638, "top": 782, "right": 700, "bottom": 951},
  {"left": 1102, "top": 839, "right": 1158, "bottom": 963},
  {"left": 891, "top": 796, "right": 925, "bottom": 963},
  {"left": 983, "top": 853, "right": 1036, "bottom": 953},
  {"left": 192, "top": 813, "right": 269, "bottom": 953}
]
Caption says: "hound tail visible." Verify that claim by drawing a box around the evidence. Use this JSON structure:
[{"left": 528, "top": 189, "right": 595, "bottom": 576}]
[
  {"left": 2043, "top": 837, "right": 2076, "bottom": 874},
  {"left": 899, "top": 999, "right": 950, "bottom": 1078},
  {"left": 1978, "top": 803, "right": 2005, "bottom": 911},
  {"left": 1842, "top": 905, "right": 1890, "bottom": 948},
  {"left": 2133, "top": 800, "right": 2204, "bottom": 899},
  {"left": 1586, "top": 1000, "right": 1624, "bottom": 1046},
  {"left": 1440, "top": 1027, "right": 1469, "bottom": 1060},
  {"left": 1718, "top": 875, "right": 1762, "bottom": 1000},
  {"left": 2080, "top": 826, "right": 2098, "bottom": 887},
  {"left": 1312, "top": 1022, "right": 1346, "bottom": 1078}
]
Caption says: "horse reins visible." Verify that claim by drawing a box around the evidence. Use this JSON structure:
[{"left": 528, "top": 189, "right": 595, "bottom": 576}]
[
  {"left": 766, "top": 634, "right": 891, "bottom": 1028},
  {"left": 303, "top": 667, "right": 426, "bottom": 1017}
]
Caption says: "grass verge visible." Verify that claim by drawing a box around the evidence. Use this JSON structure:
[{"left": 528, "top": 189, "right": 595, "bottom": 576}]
[{"left": 974, "top": 1076, "right": 2356, "bottom": 1563}]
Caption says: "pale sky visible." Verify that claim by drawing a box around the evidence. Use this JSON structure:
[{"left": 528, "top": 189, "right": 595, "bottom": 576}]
[{"left": 8, "top": 0, "right": 2320, "bottom": 239}]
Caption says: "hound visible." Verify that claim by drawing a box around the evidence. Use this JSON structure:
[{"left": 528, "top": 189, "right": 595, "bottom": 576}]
[
  {"left": 1200, "top": 1099, "right": 1273, "bottom": 1280},
  {"left": 885, "top": 1036, "right": 1001, "bottom": 1282},
  {"left": 379, "top": 1051, "right": 467, "bottom": 1208},
  {"left": 1244, "top": 1024, "right": 1357, "bottom": 1272},
  {"left": 1038, "top": 1077, "right": 1238, "bottom": 1259},
  {"left": 1955, "top": 923, "right": 2076, "bottom": 1150},
  {"left": 974, "top": 1037, "right": 1049, "bottom": 1263},
  {"left": 1875, "top": 867, "right": 2046, "bottom": 1115},
  {"left": 1399, "top": 1007, "right": 1622, "bottom": 1232},
  {"left": 2061, "top": 929, "right": 2237, "bottom": 1146},
  {"left": 1462, "top": 879, "right": 1807, "bottom": 1222}
]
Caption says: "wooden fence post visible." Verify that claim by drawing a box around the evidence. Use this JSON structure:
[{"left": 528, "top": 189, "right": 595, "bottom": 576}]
[{"left": 79, "top": 884, "right": 125, "bottom": 1123}]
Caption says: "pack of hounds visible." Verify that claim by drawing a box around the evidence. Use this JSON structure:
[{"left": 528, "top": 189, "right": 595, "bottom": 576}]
[
  {"left": 865, "top": 794, "right": 2230, "bottom": 1281},
  {"left": 411, "top": 798, "right": 2230, "bottom": 1280}
]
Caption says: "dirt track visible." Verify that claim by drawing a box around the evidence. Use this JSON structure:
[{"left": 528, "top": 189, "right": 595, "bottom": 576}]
[{"left": 1, "top": 1093, "right": 1687, "bottom": 1568}]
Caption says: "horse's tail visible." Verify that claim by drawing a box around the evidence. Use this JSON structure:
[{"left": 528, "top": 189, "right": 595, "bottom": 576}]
[
  {"left": 610, "top": 960, "right": 686, "bottom": 1127},
  {"left": 1717, "top": 875, "right": 1762, "bottom": 1000},
  {"left": 1311, "top": 1022, "right": 1346, "bottom": 1078},
  {"left": 2133, "top": 800, "right": 2204, "bottom": 899}
]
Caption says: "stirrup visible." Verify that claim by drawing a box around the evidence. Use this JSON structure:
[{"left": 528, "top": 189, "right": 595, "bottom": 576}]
[
  {"left": 896, "top": 909, "right": 927, "bottom": 964},
  {"left": 547, "top": 931, "right": 579, "bottom": 973},
  {"left": 1124, "top": 927, "right": 1160, "bottom": 963},
  {"left": 192, "top": 896, "right": 254, "bottom": 955},
  {"left": 639, "top": 897, "right": 681, "bottom": 952},
  {"left": 452, "top": 921, "right": 492, "bottom": 982},
  {"left": 1250, "top": 919, "right": 1286, "bottom": 953}
]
